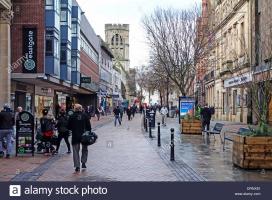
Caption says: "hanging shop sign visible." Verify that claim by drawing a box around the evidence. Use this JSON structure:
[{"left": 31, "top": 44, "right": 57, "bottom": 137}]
[
  {"left": 16, "top": 111, "right": 35, "bottom": 156},
  {"left": 80, "top": 77, "right": 92, "bottom": 84},
  {"left": 224, "top": 72, "right": 252, "bottom": 88},
  {"left": 23, "top": 27, "right": 37, "bottom": 73}
]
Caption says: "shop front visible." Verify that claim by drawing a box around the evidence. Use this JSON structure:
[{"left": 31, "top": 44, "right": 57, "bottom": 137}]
[
  {"left": 34, "top": 86, "right": 54, "bottom": 118},
  {"left": 11, "top": 81, "right": 35, "bottom": 113},
  {"left": 222, "top": 72, "right": 252, "bottom": 123}
]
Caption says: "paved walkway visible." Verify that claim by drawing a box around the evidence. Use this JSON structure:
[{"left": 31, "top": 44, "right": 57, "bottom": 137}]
[
  {"left": 150, "top": 115, "right": 272, "bottom": 181},
  {"left": 36, "top": 114, "right": 178, "bottom": 181},
  {"left": 0, "top": 114, "right": 113, "bottom": 181}
]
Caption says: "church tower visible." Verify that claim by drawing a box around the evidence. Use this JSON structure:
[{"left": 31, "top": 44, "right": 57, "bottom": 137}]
[{"left": 105, "top": 24, "right": 131, "bottom": 100}]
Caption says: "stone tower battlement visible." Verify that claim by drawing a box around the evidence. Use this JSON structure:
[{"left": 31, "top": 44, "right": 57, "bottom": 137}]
[{"left": 105, "top": 24, "right": 129, "bottom": 31}]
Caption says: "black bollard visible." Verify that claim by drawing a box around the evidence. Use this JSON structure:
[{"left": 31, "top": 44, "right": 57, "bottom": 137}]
[
  {"left": 157, "top": 122, "right": 161, "bottom": 146},
  {"left": 170, "top": 128, "right": 175, "bottom": 161},
  {"left": 145, "top": 117, "right": 148, "bottom": 132},
  {"left": 149, "top": 119, "right": 152, "bottom": 138}
]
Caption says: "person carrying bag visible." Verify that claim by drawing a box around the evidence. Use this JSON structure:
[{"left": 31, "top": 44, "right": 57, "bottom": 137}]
[{"left": 68, "top": 104, "right": 92, "bottom": 172}]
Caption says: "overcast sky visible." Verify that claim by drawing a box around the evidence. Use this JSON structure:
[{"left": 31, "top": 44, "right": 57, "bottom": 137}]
[{"left": 77, "top": 0, "right": 201, "bottom": 68}]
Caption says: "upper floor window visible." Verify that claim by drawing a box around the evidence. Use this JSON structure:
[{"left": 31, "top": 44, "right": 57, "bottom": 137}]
[
  {"left": 60, "top": 10, "right": 67, "bottom": 22},
  {"left": 111, "top": 34, "right": 123, "bottom": 46},
  {"left": 46, "top": 0, "right": 54, "bottom": 9}
]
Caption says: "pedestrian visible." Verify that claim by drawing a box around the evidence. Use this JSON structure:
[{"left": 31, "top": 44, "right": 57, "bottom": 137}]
[
  {"left": 131, "top": 105, "right": 136, "bottom": 118},
  {"left": 200, "top": 104, "right": 212, "bottom": 131},
  {"left": 127, "top": 106, "right": 132, "bottom": 121},
  {"left": 68, "top": 104, "right": 91, "bottom": 172},
  {"left": 15, "top": 106, "right": 23, "bottom": 122},
  {"left": 40, "top": 108, "right": 55, "bottom": 155},
  {"left": 113, "top": 106, "right": 121, "bottom": 126},
  {"left": 95, "top": 107, "right": 100, "bottom": 121},
  {"left": 119, "top": 105, "right": 124, "bottom": 121},
  {"left": 55, "top": 109, "right": 71, "bottom": 154},
  {"left": 160, "top": 105, "right": 168, "bottom": 126},
  {"left": 0, "top": 104, "right": 15, "bottom": 158}
]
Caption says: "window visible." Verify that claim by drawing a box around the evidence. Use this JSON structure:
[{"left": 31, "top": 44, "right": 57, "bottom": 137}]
[
  {"left": 111, "top": 37, "right": 114, "bottom": 45},
  {"left": 60, "top": 10, "right": 67, "bottom": 22},
  {"left": 46, "top": 39, "right": 53, "bottom": 56},
  {"left": 223, "top": 92, "right": 227, "bottom": 114},
  {"left": 54, "top": 39, "right": 59, "bottom": 59},
  {"left": 120, "top": 37, "right": 123, "bottom": 45},
  {"left": 233, "top": 90, "right": 237, "bottom": 115},
  {"left": 115, "top": 34, "right": 119, "bottom": 45},
  {"left": 72, "top": 23, "right": 77, "bottom": 34},
  {"left": 46, "top": 0, "right": 53, "bottom": 9}
]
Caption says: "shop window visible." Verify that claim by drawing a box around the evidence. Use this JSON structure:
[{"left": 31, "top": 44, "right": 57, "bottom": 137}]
[
  {"left": 233, "top": 90, "right": 237, "bottom": 115},
  {"left": 223, "top": 92, "right": 227, "bottom": 115}
]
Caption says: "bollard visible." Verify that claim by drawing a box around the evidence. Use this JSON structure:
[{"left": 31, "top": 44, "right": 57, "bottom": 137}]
[
  {"left": 157, "top": 122, "right": 161, "bottom": 146},
  {"left": 170, "top": 128, "right": 175, "bottom": 161},
  {"left": 145, "top": 117, "right": 148, "bottom": 132},
  {"left": 149, "top": 119, "right": 152, "bottom": 138}
]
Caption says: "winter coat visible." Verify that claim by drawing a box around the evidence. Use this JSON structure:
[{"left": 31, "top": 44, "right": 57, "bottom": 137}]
[
  {"left": 0, "top": 111, "right": 14, "bottom": 130},
  {"left": 200, "top": 107, "right": 212, "bottom": 122},
  {"left": 113, "top": 108, "right": 121, "bottom": 116},
  {"left": 68, "top": 111, "right": 91, "bottom": 145},
  {"left": 56, "top": 115, "right": 69, "bottom": 134}
]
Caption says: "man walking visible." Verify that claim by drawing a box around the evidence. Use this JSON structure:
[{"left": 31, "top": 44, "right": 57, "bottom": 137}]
[
  {"left": 0, "top": 104, "right": 15, "bottom": 158},
  {"left": 200, "top": 104, "right": 212, "bottom": 131},
  {"left": 113, "top": 106, "right": 121, "bottom": 126},
  {"left": 68, "top": 104, "right": 91, "bottom": 172},
  {"left": 160, "top": 105, "right": 168, "bottom": 126}
]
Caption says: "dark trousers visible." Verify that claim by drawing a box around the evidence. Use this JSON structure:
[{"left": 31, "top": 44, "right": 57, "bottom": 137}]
[
  {"left": 56, "top": 132, "right": 71, "bottom": 152},
  {"left": 128, "top": 114, "right": 131, "bottom": 120},
  {"left": 202, "top": 120, "right": 210, "bottom": 131}
]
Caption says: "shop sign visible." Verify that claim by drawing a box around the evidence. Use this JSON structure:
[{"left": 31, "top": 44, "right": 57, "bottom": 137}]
[
  {"left": 224, "top": 72, "right": 252, "bottom": 88},
  {"left": 23, "top": 28, "right": 37, "bottom": 73},
  {"left": 16, "top": 111, "right": 35, "bottom": 156},
  {"left": 81, "top": 77, "right": 92, "bottom": 84}
]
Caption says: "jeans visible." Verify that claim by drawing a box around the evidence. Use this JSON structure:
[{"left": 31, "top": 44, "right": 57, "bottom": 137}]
[
  {"left": 162, "top": 115, "right": 166, "bottom": 125},
  {"left": 0, "top": 129, "right": 13, "bottom": 155},
  {"left": 72, "top": 144, "right": 88, "bottom": 168},
  {"left": 114, "top": 115, "right": 121, "bottom": 126}
]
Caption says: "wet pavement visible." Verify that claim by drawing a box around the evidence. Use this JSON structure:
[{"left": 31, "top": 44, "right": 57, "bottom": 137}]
[
  {"left": 2, "top": 113, "right": 272, "bottom": 181},
  {"left": 148, "top": 115, "right": 272, "bottom": 181}
]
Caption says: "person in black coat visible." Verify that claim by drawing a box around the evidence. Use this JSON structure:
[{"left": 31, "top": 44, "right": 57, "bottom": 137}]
[
  {"left": 200, "top": 104, "right": 212, "bottom": 131},
  {"left": 55, "top": 109, "right": 71, "bottom": 154},
  {"left": 127, "top": 106, "right": 132, "bottom": 121},
  {"left": 68, "top": 104, "right": 91, "bottom": 172},
  {"left": 0, "top": 104, "right": 15, "bottom": 158}
]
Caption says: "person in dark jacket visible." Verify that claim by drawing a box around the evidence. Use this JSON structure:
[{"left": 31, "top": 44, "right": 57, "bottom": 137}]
[
  {"left": 68, "top": 104, "right": 91, "bottom": 172},
  {"left": 56, "top": 109, "right": 71, "bottom": 154},
  {"left": 127, "top": 106, "right": 132, "bottom": 121},
  {"left": 113, "top": 106, "right": 121, "bottom": 126},
  {"left": 0, "top": 104, "right": 15, "bottom": 158},
  {"left": 40, "top": 109, "right": 55, "bottom": 154},
  {"left": 200, "top": 104, "right": 212, "bottom": 131}
]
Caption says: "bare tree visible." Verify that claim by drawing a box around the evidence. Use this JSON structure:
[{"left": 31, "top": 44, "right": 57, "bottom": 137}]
[{"left": 142, "top": 6, "right": 206, "bottom": 96}]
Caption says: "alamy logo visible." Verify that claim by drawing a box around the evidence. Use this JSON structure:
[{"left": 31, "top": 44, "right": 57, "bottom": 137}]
[{"left": 9, "top": 185, "right": 21, "bottom": 197}]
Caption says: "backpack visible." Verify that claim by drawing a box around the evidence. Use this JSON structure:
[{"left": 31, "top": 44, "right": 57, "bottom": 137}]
[
  {"left": 57, "top": 115, "right": 69, "bottom": 133},
  {"left": 40, "top": 117, "right": 54, "bottom": 133}
]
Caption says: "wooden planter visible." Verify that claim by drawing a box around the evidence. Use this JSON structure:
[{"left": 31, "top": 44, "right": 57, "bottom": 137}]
[
  {"left": 180, "top": 119, "right": 202, "bottom": 135},
  {"left": 233, "top": 134, "right": 272, "bottom": 169}
]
